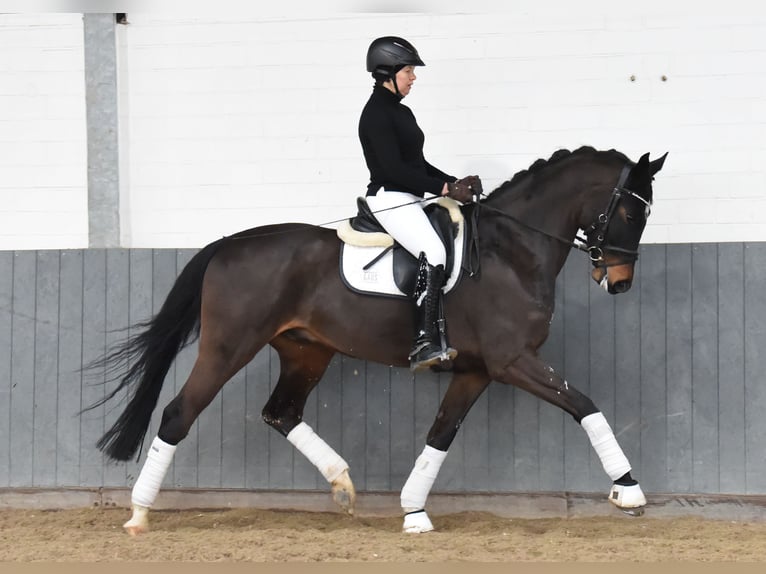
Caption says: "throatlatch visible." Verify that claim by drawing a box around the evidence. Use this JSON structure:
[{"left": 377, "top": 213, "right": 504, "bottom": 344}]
[{"left": 408, "top": 253, "right": 457, "bottom": 370}]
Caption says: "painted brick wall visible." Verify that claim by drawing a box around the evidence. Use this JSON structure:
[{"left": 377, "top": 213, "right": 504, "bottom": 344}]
[
  {"left": 116, "top": 8, "right": 766, "bottom": 247},
  {"left": 1, "top": 6, "right": 765, "bottom": 248},
  {"left": 0, "top": 14, "right": 87, "bottom": 249}
]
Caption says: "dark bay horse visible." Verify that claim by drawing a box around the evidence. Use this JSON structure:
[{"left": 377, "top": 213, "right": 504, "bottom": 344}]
[{"left": 86, "top": 146, "right": 667, "bottom": 534}]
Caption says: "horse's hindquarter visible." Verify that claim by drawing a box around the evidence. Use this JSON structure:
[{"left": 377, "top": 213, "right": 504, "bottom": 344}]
[
  {"left": 201, "top": 225, "right": 337, "bottom": 337},
  {"left": 202, "top": 224, "right": 415, "bottom": 366}
]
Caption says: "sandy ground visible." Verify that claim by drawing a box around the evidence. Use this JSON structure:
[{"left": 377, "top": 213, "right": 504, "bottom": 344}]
[{"left": 1, "top": 507, "right": 765, "bottom": 562}]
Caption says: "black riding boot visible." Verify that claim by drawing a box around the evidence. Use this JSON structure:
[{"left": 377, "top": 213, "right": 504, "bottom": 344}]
[{"left": 408, "top": 254, "right": 457, "bottom": 371}]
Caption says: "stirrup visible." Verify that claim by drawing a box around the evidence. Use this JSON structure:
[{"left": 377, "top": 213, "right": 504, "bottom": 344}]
[{"left": 409, "top": 341, "right": 457, "bottom": 371}]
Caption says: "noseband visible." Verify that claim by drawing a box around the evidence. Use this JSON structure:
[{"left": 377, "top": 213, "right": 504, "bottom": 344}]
[{"left": 579, "top": 165, "right": 651, "bottom": 270}]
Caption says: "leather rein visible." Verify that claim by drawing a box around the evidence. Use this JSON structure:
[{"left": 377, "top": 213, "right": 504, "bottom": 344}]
[{"left": 472, "top": 164, "right": 650, "bottom": 270}]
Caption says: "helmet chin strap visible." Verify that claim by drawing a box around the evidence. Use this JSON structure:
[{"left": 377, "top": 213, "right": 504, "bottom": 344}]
[
  {"left": 384, "top": 68, "right": 402, "bottom": 97},
  {"left": 390, "top": 74, "right": 401, "bottom": 96}
]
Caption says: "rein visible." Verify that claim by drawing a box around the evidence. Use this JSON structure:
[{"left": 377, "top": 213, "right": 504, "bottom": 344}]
[
  {"left": 473, "top": 199, "right": 590, "bottom": 254},
  {"left": 474, "top": 164, "right": 646, "bottom": 270},
  {"left": 224, "top": 165, "right": 647, "bottom": 274}
]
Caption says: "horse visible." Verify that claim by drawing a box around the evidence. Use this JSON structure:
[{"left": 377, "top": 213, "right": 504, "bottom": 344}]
[{"left": 85, "top": 146, "right": 667, "bottom": 535}]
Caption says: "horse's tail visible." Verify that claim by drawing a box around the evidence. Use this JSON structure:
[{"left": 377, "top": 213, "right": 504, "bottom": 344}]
[{"left": 83, "top": 239, "right": 227, "bottom": 461}]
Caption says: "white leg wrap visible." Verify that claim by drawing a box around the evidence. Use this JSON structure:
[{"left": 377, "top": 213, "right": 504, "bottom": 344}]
[
  {"left": 400, "top": 445, "right": 448, "bottom": 513},
  {"left": 581, "top": 412, "right": 632, "bottom": 481},
  {"left": 286, "top": 422, "right": 349, "bottom": 483},
  {"left": 131, "top": 436, "right": 177, "bottom": 508}
]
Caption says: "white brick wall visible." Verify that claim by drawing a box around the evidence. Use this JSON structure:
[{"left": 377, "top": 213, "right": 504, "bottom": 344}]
[
  {"left": 0, "top": 14, "right": 87, "bottom": 250},
  {"left": 2, "top": 5, "right": 765, "bottom": 248}
]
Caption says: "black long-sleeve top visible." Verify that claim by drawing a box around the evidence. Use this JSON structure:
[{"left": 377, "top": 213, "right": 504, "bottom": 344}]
[{"left": 359, "top": 84, "right": 455, "bottom": 197}]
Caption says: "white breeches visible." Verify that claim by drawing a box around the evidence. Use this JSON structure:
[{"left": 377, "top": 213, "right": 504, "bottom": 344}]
[{"left": 365, "top": 191, "right": 447, "bottom": 267}]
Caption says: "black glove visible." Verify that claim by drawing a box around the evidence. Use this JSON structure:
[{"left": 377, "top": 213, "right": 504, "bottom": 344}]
[
  {"left": 446, "top": 175, "right": 482, "bottom": 203},
  {"left": 456, "top": 175, "right": 483, "bottom": 196}
]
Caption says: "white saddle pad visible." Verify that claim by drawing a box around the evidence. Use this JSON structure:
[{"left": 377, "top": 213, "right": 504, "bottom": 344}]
[{"left": 337, "top": 198, "right": 466, "bottom": 298}]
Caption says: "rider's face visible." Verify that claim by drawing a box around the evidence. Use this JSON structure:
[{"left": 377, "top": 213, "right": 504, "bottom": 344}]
[{"left": 385, "top": 65, "right": 417, "bottom": 97}]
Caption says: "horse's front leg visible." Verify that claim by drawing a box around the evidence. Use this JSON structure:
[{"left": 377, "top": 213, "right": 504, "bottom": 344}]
[
  {"left": 496, "top": 351, "right": 646, "bottom": 514},
  {"left": 262, "top": 338, "right": 356, "bottom": 514},
  {"left": 400, "top": 370, "right": 491, "bottom": 533}
]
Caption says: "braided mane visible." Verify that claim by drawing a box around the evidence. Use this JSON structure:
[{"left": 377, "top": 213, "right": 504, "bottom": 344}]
[{"left": 486, "top": 146, "right": 630, "bottom": 199}]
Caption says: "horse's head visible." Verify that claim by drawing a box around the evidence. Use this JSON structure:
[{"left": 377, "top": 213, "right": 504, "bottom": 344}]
[{"left": 585, "top": 151, "right": 668, "bottom": 294}]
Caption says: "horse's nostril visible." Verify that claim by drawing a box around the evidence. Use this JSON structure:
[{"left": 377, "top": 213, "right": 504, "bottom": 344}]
[{"left": 613, "top": 280, "right": 631, "bottom": 294}]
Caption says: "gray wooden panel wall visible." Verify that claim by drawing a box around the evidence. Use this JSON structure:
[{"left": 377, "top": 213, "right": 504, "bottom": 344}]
[{"left": 1, "top": 244, "right": 765, "bottom": 496}]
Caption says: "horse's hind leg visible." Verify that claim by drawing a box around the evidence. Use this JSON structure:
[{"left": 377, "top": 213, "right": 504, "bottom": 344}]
[
  {"left": 123, "top": 336, "right": 263, "bottom": 536},
  {"left": 262, "top": 336, "right": 355, "bottom": 514}
]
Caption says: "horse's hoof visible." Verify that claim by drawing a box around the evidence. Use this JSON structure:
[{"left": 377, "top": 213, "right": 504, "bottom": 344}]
[
  {"left": 331, "top": 469, "right": 356, "bottom": 515},
  {"left": 123, "top": 523, "right": 148, "bottom": 536},
  {"left": 403, "top": 510, "right": 434, "bottom": 533},
  {"left": 122, "top": 505, "right": 150, "bottom": 536},
  {"left": 608, "top": 483, "right": 647, "bottom": 516},
  {"left": 332, "top": 488, "right": 354, "bottom": 514},
  {"left": 619, "top": 506, "right": 645, "bottom": 517}
]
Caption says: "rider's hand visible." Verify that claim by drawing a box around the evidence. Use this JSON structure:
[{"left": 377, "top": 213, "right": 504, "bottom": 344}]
[
  {"left": 455, "top": 175, "right": 483, "bottom": 197},
  {"left": 445, "top": 175, "right": 482, "bottom": 203}
]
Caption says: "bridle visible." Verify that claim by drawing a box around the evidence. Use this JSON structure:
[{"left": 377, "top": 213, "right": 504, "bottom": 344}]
[
  {"left": 473, "top": 163, "right": 652, "bottom": 271},
  {"left": 578, "top": 164, "right": 652, "bottom": 270}
]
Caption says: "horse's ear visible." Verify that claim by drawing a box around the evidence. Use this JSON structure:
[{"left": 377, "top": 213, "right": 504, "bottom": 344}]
[
  {"left": 629, "top": 152, "right": 651, "bottom": 181},
  {"left": 649, "top": 152, "right": 668, "bottom": 176}
]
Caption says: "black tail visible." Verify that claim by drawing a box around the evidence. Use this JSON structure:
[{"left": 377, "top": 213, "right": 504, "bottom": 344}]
[{"left": 83, "top": 239, "right": 226, "bottom": 461}]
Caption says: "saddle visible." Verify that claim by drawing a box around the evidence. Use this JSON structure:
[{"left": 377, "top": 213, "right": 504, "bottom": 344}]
[{"left": 337, "top": 197, "right": 470, "bottom": 298}]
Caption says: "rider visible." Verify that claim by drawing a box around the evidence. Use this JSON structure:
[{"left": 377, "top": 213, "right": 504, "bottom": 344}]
[{"left": 359, "top": 36, "right": 481, "bottom": 371}]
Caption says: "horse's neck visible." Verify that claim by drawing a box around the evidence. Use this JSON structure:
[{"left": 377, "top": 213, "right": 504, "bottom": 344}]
[
  {"left": 493, "top": 173, "right": 583, "bottom": 252},
  {"left": 485, "top": 159, "right": 610, "bottom": 287}
]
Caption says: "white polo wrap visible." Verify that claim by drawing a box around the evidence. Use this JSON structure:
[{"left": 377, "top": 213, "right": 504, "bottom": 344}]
[
  {"left": 131, "top": 436, "right": 177, "bottom": 508},
  {"left": 581, "top": 412, "right": 631, "bottom": 480},
  {"left": 286, "top": 422, "right": 349, "bottom": 483},
  {"left": 400, "top": 445, "right": 448, "bottom": 513}
]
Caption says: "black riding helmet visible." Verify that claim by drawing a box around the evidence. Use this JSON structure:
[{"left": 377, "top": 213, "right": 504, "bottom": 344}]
[{"left": 366, "top": 36, "right": 425, "bottom": 86}]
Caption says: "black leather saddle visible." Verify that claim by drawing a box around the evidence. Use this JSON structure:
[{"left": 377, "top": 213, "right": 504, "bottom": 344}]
[{"left": 348, "top": 197, "right": 460, "bottom": 296}]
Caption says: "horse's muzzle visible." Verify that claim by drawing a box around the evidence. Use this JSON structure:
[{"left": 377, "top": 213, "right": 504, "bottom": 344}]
[
  {"left": 609, "top": 279, "right": 632, "bottom": 294},
  {"left": 591, "top": 267, "right": 634, "bottom": 294},
  {"left": 593, "top": 259, "right": 635, "bottom": 295}
]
